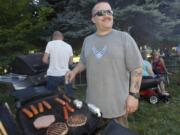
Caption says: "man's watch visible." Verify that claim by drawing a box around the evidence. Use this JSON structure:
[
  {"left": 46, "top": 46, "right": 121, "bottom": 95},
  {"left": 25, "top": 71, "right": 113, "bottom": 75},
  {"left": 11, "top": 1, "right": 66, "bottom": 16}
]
[{"left": 129, "top": 92, "right": 140, "bottom": 99}]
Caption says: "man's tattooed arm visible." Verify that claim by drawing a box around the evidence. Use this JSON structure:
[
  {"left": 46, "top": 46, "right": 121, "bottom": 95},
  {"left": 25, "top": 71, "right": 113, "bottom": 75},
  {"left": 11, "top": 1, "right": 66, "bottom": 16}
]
[{"left": 130, "top": 67, "right": 142, "bottom": 93}]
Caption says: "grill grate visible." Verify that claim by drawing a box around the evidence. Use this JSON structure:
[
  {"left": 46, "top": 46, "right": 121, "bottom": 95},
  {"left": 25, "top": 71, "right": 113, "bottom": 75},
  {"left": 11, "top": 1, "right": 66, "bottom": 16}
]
[{"left": 16, "top": 94, "right": 100, "bottom": 135}]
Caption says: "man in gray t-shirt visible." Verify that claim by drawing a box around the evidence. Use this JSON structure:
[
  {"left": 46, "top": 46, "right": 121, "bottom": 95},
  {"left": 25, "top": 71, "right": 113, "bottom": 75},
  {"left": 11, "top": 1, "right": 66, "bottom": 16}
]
[{"left": 66, "top": 1, "right": 143, "bottom": 128}]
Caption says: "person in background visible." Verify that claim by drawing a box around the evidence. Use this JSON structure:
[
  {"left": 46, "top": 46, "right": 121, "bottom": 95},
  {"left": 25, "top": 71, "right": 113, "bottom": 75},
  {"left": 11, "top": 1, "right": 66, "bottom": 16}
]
[
  {"left": 66, "top": 1, "right": 142, "bottom": 129},
  {"left": 141, "top": 51, "right": 169, "bottom": 95},
  {"left": 152, "top": 51, "right": 170, "bottom": 75},
  {"left": 152, "top": 51, "right": 171, "bottom": 86},
  {"left": 42, "top": 31, "right": 74, "bottom": 96}
]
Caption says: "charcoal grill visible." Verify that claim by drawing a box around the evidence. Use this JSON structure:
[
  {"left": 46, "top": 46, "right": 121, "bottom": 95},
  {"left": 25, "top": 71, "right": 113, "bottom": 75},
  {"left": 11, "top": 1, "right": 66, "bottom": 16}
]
[
  {"left": 0, "top": 53, "right": 49, "bottom": 104},
  {"left": 0, "top": 53, "right": 101, "bottom": 135},
  {"left": 0, "top": 53, "right": 48, "bottom": 91},
  {"left": 16, "top": 94, "right": 100, "bottom": 135},
  {"left": 11, "top": 53, "right": 48, "bottom": 76}
]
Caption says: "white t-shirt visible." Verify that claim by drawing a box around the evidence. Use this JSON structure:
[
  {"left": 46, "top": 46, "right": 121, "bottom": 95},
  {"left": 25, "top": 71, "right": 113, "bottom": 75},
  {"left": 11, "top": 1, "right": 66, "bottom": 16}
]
[{"left": 45, "top": 40, "right": 73, "bottom": 76}]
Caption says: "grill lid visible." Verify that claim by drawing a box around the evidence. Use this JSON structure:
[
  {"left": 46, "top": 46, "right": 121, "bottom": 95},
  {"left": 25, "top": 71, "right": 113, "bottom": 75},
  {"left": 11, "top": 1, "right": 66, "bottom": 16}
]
[{"left": 11, "top": 53, "right": 48, "bottom": 75}]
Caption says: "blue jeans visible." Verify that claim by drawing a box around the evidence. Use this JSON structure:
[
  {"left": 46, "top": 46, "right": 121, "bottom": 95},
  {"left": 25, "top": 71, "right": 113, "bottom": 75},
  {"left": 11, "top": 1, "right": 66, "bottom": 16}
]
[{"left": 47, "top": 76, "right": 73, "bottom": 96}]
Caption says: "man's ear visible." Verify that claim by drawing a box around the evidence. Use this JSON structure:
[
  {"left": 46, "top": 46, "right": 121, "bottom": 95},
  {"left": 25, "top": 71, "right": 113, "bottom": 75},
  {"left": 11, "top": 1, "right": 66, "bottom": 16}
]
[{"left": 91, "top": 17, "right": 95, "bottom": 24}]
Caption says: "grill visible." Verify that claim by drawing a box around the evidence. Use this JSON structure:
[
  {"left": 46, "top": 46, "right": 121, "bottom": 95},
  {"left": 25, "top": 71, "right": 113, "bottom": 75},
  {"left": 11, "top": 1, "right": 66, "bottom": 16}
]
[
  {"left": 0, "top": 53, "right": 47, "bottom": 92},
  {"left": 11, "top": 53, "right": 48, "bottom": 75},
  {"left": 16, "top": 94, "right": 100, "bottom": 135},
  {"left": 0, "top": 53, "right": 141, "bottom": 135},
  {"left": 0, "top": 53, "right": 100, "bottom": 135}
]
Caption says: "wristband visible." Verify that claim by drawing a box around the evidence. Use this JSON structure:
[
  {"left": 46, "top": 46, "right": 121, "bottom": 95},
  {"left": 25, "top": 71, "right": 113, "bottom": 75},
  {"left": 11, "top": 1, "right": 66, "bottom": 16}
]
[{"left": 129, "top": 92, "right": 140, "bottom": 99}]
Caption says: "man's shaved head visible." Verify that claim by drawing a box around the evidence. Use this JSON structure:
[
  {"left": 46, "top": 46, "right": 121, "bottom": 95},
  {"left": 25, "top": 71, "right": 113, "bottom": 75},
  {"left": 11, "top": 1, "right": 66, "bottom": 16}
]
[{"left": 52, "top": 31, "right": 64, "bottom": 40}]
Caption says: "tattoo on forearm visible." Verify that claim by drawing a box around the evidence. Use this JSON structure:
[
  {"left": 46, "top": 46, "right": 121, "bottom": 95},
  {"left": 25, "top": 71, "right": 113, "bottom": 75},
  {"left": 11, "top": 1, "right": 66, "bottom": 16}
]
[
  {"left": 130, "top": 69, "right": 142, "bottom": 91},
  {"left": 131, "top": 70, "right": 142, "bottom": 77},
  {"left": 134, "top": 81, "right": 140, "bottom": 90}
]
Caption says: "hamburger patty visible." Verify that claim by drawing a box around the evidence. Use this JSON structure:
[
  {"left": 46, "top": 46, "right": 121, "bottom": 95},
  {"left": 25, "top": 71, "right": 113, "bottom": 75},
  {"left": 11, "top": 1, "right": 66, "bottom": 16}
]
[
  {"left": 47, "top": 122, "right": 68, "bottom": 135},
  {"left": 33, "top": 115, "right": 55, "bottom": 129},
  {"left": 67, "top": 114, "right": 87, "bottom": 127}
]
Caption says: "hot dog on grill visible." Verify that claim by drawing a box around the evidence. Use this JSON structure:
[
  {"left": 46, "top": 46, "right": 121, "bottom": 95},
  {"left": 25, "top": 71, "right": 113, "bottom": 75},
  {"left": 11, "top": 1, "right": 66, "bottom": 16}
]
[
  {"left": 55, "top": 97, "right": 66, "bottom": 106},
  {"left": 42, "top": 100, "right": 52, "bottom": 110},
  {"left": 38, "top": 102, "right": 44, "bottom": 113},
  {"left": 30, "top": 105, "right": 39, "bottom": 115},
  {"left": 63, "top": 94, "right": 71, "bottom": 103},
  {"left": 21, "top": 108, "right": 34, "bottom": 118},
  {"left": 65, "top": 103, "right": 75, "bottom": 113},
  {"left": 63, "top": 106, "right": 68, "bottom": 121}
]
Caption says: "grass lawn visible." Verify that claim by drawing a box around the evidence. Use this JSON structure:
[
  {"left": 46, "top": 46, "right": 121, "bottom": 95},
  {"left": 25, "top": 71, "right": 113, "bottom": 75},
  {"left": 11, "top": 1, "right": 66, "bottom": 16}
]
[
  {"left": 0, "top": 74, "right": 179, "bottom": 135},
  {"left": 129, "top": 74, "right": 180, "bottom": 135},
  {"left": 73, "top": 75, "right": 180, "bottom": 135}
]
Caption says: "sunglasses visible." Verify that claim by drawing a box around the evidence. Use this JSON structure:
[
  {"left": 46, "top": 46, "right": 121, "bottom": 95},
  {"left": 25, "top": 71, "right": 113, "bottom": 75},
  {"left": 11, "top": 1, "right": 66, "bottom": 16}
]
[{"left": 93, "top": 10, "right": 113, "bottom": 17}]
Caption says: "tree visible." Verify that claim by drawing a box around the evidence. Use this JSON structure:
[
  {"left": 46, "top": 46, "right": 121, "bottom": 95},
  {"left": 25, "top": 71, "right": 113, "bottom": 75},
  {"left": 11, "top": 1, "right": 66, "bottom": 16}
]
[
  {"left": 43, "top": 0, "right": 180, "bottom": 50},
  {"left": 42, "top": 0, "right": 97, "bottom": 50},
  {"left": 0, "top": 0, "right": 53, "bottom": 68},
  {"left": 112, "top": 0, "right": 180, "bottom": 47},
  {"left": 1, "top": 0, "right": 179, "bottom": 69}
]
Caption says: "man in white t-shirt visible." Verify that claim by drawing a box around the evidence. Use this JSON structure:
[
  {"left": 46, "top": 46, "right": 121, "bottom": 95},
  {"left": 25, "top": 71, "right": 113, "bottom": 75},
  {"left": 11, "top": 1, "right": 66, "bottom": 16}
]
[{"left": 42, "top": 31, "right": 73, "bottom": 96}]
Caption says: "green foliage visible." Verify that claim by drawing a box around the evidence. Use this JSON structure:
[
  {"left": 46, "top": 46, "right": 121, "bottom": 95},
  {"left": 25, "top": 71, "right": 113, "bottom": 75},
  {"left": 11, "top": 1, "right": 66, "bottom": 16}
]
[
  {"left": 0, "top": 0, "right": 53, "bottom": 67},
  {"left": 113, "top": 0, "right": 180, "bottom": 46},
  {"left": 43, "top": 0, "right": 97, "bottom": 48},
  {"left": 0, "top": 0, "right": 179, "bottom": 68},
  {"left": 43, "top": 0, "right": 179, "bottom": 49}
]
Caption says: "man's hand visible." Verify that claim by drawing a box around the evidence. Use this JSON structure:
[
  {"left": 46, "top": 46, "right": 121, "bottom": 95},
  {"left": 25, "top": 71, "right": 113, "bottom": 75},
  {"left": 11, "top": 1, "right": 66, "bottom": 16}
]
[
  {"left": 125, "top": 95, "right": 139, "bottom": 114},
  {"left": 42, "top": 53, "right": 49, "bottom": 64},
  {"left": 65, "top": 71, "right": 76, "bottom": 84},
  {"left": 65, "top": 62, "right": 86, "bottom": 84}
]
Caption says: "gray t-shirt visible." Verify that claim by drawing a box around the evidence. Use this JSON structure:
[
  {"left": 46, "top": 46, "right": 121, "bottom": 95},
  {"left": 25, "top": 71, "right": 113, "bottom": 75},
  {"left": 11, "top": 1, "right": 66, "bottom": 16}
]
[{"left": 80, "top": 29, "right": 143, "bottom": 118}]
